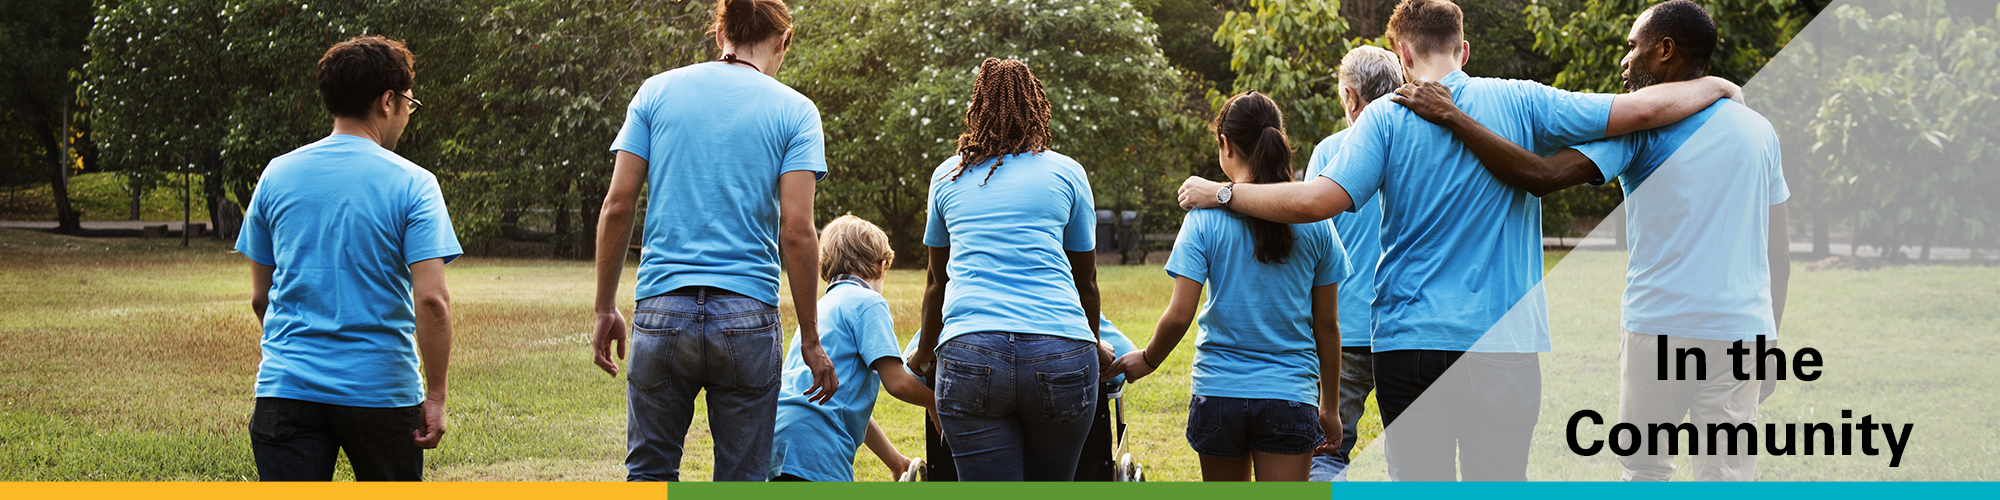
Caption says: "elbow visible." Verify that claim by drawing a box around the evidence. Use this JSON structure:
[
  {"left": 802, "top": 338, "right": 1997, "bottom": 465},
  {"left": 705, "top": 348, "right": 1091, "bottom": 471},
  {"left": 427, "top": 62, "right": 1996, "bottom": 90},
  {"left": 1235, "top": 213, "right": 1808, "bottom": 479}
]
[
  {"left": 416, "top": 291, "right": 452, "bottom": 317},
  {"left": 781, "top": 225, "right": 816, "bottom": 252},
  {"left": 599, "top": 198, "right": 637, "bottom": 223}
]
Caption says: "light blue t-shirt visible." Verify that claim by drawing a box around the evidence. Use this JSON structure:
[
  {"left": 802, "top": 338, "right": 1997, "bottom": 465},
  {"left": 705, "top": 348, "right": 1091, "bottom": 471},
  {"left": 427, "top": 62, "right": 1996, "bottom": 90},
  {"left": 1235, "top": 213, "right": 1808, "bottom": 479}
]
[
  {"left": 1306, "top": 130, "right": 1383, "bottom": 348},
  {"left": 1572, "top": 99, "right": 1789, "bottom": 342},
  {"left": 770, "top": 280, "right": 903, "bottom": 482},
  {"left": 1165, "top": 209, "right": 1348, "bottom": 406},
  {"left": 610, "top": 62, "right": 827, "bottom": 306},
  {"left": 905, "top": 315, "right": 1133, "bottom": 384},
  {"left": 922, "top": 152, "right": 1097, "bottom": 346},
  {"left": 236, "top": 134, "right": 462, "bottom": 408},
  {"left": 1326, "top": 70, "right": 1614, "bottom": 353}
]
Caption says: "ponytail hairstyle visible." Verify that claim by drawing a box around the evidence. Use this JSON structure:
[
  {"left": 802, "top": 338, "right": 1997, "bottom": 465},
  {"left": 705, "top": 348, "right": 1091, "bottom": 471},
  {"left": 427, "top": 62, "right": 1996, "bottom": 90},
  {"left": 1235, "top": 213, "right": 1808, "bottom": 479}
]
[
  {"left": 1212, "top": 91, "right": 1296, "bottom": 265},
  {"left": 711, "top": 0, "right": 793, "bottom": 49},
  {"left": 949, "top": 58, "right": 1053, "bottom": 185}
]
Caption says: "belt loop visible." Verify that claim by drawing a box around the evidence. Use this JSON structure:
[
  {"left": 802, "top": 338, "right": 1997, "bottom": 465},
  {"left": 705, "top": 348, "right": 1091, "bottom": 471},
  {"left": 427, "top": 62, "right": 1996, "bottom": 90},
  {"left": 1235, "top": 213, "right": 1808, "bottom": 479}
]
[{"left": 697, "top": 287, "right": 707, "bottom": 306}]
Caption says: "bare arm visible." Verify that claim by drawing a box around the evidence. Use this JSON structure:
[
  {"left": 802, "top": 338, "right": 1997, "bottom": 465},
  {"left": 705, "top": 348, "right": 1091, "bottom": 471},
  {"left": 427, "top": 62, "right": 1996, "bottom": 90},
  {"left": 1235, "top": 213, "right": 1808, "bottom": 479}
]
[
  {"left": 1392, "top": 81, "right": 1604, "bottom": 197},
  {"left": 1606, "top": 76, "right": 1742, "bottom": 137},
  {"left": 779, "top": 170, "right": 838, "bottom": 404},
  {"left": 874, "top": 357, "right": 936, "bottom": 409},
  {"left": 591, "top": 151, "right": 647, "bottom": 376},
  {"left": 250, "top": 262, "right": 274, "bottom": 323},
  {"left": 1309, "top": 283, "right": 1342, "bottom": 453},
  {"left": 1072, "top": 249, "right": 1104, "bottom": 342},
  {"left": 910, "top": 246, "right": 949, "bottom": 378},
  {"left": 1106, "top": 276, "right": 1204, "bottom": 382},
  {"left": 863, "top": 418, "right": 912, "bottom": 479},
  {"left": 1176, "top": 176, "right": 1355, "bottom": 223},
  {"left": 1769, "top": 202, "right": 1791, "bottom": 330},
  {"left": 410, "top": 257, "right": 453, "bottom": 449}
]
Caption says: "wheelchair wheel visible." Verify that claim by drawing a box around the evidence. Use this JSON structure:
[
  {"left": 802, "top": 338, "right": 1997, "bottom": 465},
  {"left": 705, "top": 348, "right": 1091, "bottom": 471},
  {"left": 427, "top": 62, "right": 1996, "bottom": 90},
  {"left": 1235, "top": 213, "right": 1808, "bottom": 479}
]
[{"left": 898, "top": 457, "right": 926, "bottom": 482}]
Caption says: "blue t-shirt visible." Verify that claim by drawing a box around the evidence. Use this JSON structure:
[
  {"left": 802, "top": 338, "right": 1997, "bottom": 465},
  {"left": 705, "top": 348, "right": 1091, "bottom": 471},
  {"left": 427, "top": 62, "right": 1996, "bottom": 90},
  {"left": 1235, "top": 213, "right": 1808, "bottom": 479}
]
[
  {"left": 1572, "top": 99, "right": 1789, "bottom": 342},
  {"left": 770, "top": 280, "right": 903, "bottom": 482},
  {"left": 609, "top": 62, "right": 827, "bottom": 306},
  {"left": 235, "top": 134, "right": 462, "bottom": 408},
  {"left": 1165, "top": 209, "right": 1348, "bottom": 405},
  {"left": 1326, "top": 70, "right": 1614, "bottom": 353},
  {"left": 922, "top": 152, "right": 1097, "bottom": 346},
  {"left": 1306, "top": 130, "right": 1383, "bottom": 348}
]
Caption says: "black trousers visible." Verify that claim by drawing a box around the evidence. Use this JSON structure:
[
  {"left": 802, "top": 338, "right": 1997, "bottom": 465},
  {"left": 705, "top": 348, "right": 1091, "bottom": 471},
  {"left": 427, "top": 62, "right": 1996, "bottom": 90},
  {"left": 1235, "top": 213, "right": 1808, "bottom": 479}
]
[
  {"left": 249, "top": 397, "right": 424, "bottom": 481},
  {"left": 1373, "top": 350, "right": 1540, "bottom": 481}
]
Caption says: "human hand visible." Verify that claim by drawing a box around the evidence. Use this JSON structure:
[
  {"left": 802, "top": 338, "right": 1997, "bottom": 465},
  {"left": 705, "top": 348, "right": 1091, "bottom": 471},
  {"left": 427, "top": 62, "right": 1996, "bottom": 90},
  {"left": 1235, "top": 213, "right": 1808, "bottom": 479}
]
[
  {"left": 413, "top": 397, "right": 447, "bottom": 449},
  {"left": 908, "top": 346, "right": 937, "bottom": 378},
  {"left": 1390, "top": 80, "right": 1459, "bottom": 125},
  {"left": 1177, "top": 176, "right": 1224, "bottom": 210},
  {"left": 1109, "top": 350, "right": 1159, "bottom": 383},
  {"left": 800, "top": 341, "right": 841, "bottom": 404},
  {"left": 591, "top": 309, "right": 628, "bottom": 376},
  {"left": 1710, "top": 76, "right": 1745, "bottom": 105},
  {"left": 1097, "top": 341, "right": 1117, "bottom": 379},
  {"left": 1315, "top": 406, "right": 1342, "bottom": 454}
]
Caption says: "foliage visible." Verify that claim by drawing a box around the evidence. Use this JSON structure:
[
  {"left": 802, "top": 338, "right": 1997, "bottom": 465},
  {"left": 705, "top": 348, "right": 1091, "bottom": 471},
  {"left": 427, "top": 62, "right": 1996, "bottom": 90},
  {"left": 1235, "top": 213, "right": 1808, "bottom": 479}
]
[
  {"left": 1, "top": 0, "right": 95, "bottom": 230},
  {"left": 1779, "top": 1, "right": 2000, "bottom": 257},
  {"left": 1210, "top": 0, "right": 1352, "bottom": 171},
  {"left": 785, "top": 0, "right": 1207, "bottom": 264},
  {"left": 1527, "top": 0, "right": 1815, "bottom": 94}
]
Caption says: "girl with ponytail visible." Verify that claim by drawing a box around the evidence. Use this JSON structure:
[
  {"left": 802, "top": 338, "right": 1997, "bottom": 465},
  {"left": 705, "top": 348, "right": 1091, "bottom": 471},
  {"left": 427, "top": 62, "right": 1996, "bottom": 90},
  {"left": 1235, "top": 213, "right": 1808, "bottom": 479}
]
[{"left": 1105, "top": 92, "right": 1352, "bottom": 481}]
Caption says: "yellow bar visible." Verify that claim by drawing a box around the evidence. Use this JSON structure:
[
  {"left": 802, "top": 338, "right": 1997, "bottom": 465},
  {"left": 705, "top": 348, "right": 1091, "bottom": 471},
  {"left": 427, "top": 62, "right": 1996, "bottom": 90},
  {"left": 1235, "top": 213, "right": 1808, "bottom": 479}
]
[{"left": 0, "top": 482, "right": 670, "bottom": 500}]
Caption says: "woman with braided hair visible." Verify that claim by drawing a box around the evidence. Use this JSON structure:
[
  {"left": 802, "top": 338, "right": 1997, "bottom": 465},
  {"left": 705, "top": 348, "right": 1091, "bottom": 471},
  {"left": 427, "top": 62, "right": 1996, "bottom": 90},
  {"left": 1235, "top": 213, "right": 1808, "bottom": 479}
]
[
  {"left": 1105, "top": 92, "right": 1350, "bottom": 481},
  {"left": 906, "top": 58, "right": 1109, "bottom": 481}
]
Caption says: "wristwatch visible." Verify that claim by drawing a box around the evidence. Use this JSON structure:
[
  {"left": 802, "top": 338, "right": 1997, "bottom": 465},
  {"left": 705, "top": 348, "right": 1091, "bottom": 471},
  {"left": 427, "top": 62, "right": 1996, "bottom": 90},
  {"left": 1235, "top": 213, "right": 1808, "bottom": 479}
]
[{"left": 1217, "top": 182, "right": 1236, "bottom": 207}]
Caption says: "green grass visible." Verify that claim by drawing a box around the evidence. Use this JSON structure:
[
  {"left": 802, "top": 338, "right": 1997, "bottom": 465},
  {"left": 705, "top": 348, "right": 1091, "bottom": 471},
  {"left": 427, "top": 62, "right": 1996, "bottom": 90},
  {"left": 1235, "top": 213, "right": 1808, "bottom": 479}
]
[
  {"left": 1, "top": 228, "right": 1993, "bottom": 481},
  {"left": 1, "top": 172, "right": 211, "bottom": 222}
]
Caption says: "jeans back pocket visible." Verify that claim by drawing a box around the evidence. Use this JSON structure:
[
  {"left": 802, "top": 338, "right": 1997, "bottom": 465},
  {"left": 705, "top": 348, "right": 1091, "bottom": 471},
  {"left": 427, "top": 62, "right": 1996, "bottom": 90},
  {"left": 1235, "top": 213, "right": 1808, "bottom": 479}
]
[
  {"left": 937, "top": 355, "right": 996, "bottom": 419},
  {"left": 722, "top": 321, "right": 782, "bottom": 392},
  {"left": 1036, "top": 365, "right": 1094, "bottom": 425},
  {"left": 629, "top": 312, "right": 690, "bottom": 394}
]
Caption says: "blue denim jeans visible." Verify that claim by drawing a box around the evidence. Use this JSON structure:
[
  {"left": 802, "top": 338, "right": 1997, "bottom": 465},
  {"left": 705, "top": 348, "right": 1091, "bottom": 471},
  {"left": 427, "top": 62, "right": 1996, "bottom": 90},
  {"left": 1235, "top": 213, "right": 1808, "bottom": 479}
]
[
  {"left": 935, "top": 332, "right": 1099, "bottom": 481},
  {"left": 1312, "top": 348, "right": 1376, "bottom": 481},
  {"left": 625, "top": 289, "right": 783, "bottom": 481}
]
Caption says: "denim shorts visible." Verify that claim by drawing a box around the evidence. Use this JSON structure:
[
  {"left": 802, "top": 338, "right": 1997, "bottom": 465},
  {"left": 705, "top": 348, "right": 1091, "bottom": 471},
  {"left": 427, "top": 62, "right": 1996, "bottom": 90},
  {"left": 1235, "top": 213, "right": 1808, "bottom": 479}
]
[{"left": 1185, "top": 394, "right": 1325, "bottom": 458}]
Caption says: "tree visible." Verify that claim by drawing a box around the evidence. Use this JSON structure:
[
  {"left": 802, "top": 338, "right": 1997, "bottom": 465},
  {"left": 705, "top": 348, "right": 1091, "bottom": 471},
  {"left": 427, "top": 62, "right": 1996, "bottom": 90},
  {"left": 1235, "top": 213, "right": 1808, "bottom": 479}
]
[
  {"left": 438, "top": 0, "right": 713, "bottom": 258},
  {"left": 1779, "top": 1, "right": 2000, "bottom": 259},
  {"left": 1, "top": 0, "right": 94, "bottom": 232},
  {"left": 785, "top": 0, "right": 1206, "bottom": 265},
  {"left": 85, "top": 0, "right": 476, "bottom": 236},
  {"left": 1211, "top": 0, "right": 1352, "bottom": 172}
]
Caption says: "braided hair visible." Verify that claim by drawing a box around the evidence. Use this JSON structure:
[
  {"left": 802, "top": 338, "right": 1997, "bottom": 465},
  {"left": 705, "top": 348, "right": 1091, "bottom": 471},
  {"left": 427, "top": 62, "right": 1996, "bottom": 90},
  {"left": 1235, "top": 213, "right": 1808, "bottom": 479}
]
[
  {"left": 949, "top": 58, "right": 1053, "bottom": 185},
  {"left": 1213, "top": 91, "right": 1296, "bottom": 265}
]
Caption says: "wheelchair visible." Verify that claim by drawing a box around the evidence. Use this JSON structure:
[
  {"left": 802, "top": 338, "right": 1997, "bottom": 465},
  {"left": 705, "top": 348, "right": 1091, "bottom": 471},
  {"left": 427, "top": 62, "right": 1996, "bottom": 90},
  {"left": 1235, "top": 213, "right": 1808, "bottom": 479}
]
[{"left": 898, "top": 380, "right": 1145, "bottom": 482}]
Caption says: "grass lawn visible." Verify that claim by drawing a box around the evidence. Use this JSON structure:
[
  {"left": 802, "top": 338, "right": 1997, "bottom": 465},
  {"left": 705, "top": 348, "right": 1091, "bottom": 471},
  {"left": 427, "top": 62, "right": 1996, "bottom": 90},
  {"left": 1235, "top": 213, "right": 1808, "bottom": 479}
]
[{"left": 1, "top": 228, "right": 1992, "bottom": 481}]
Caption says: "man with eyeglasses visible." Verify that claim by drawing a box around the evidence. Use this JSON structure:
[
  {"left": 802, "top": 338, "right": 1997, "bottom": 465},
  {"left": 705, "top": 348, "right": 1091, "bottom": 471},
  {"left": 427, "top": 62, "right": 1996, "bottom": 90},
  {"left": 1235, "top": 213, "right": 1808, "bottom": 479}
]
[{"left": 236, "top": 35, "right": 459, "bottom": 481}]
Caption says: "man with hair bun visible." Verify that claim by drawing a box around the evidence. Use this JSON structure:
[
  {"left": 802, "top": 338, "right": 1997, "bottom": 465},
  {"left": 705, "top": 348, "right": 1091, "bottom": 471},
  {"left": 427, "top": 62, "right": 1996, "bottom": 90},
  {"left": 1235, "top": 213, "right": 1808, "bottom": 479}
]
[
  {"left": 591, "top": 0, "right": 838, "bottom": 482},
  {"left": 238, "top": 35, "right": 459, "bottom": 481},
  {"left": 1179, "top": 0, "right": 1744, "bottom": 481}
]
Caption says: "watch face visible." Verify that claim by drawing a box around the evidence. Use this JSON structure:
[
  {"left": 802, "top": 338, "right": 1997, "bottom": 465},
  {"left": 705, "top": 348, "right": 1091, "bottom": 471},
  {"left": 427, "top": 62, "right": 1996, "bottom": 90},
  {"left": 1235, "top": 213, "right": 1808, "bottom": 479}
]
[{"left": 1218, "top": 185, "right": 1232, "bottom": 205}]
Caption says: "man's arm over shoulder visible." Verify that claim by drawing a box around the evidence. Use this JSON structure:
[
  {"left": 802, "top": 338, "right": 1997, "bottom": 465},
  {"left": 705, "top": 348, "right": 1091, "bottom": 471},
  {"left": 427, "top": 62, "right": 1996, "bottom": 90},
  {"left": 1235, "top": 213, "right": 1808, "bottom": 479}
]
[
  {"left": 1394, "top": 81, "right": 1606, "bottom": 197},
  {"left": 1605, "top": 76, "right": 1742, "bottom": 137}
]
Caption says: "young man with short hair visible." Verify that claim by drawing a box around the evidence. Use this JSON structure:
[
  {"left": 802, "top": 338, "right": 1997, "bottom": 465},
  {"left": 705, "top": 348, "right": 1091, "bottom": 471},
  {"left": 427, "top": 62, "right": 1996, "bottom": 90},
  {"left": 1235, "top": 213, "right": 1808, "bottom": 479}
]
[
  {"left": 1178, "top": 0, "right": 1742, "bottom": 481},
  {"left": 1391, "top": 0, "right": 1790, "bottom": 481},
  {"left": 237, "top": 35, "right": 458, "bottom": 482}
]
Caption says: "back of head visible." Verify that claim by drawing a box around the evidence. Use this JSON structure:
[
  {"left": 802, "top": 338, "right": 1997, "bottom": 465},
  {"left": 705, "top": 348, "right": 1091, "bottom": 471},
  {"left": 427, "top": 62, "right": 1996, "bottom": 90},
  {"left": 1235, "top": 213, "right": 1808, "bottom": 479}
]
[
  {"left": 713, "top": 0, "right": 793, "bottom": 48},
  {"left": 1212, "top": 92, "right": 1295, "bottom": 265},
  {"left": 318, "top": 35, "right": 414, "bottom": 119},
  {"left": 1642, "top": 0, "right": 1719, "bottom": 74},
  {"left": 1386, "top": 0, "right": 1464, "bottom": 58},
  {"left": 950, "top": 58, "right": 1052, "bottom": 185},
  {"left": 819, "top": 215, "right": 895, "bottom": 281},
  {"left": 1339, "top": 45, "right": 1406, "bottom": 109}
]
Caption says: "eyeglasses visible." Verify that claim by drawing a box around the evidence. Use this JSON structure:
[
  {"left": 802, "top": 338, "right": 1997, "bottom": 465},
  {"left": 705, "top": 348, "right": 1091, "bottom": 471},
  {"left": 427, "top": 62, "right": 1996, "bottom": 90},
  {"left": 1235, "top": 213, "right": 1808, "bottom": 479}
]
[{"left": 396, "top": 91, "right": 423, "bottom": 113}]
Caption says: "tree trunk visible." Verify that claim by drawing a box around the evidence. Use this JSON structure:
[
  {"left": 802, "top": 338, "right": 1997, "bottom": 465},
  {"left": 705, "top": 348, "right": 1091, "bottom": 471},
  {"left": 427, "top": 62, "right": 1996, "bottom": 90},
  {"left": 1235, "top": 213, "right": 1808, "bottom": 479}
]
[
  {"left": 579, "top": 182, "right": 603, "bottom": 260},
  {"left": 37, "top": 116, "right": 81, "bottom": 233},
  {"left": 552, "top": 178, "right": 573, "bottom": 259},
  {"left": 129, "top": 172, "right": 142, "bottom": 220},
  {"left": 1811, "top": 207, "right": 1830, "bottom": 257},
  {"left": 202, "top": 151, "right": 225, "bottom": 238}
]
